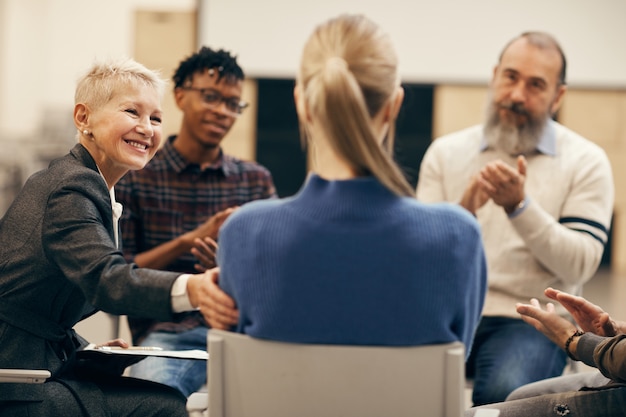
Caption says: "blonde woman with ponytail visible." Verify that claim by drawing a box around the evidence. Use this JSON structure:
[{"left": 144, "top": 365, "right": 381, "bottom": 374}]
[{"left": 214, "top": 14, "right": 487, "bottom": 350}]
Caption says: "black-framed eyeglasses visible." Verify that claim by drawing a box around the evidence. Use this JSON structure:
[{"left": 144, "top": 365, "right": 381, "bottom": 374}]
[{"left": 181, "top": 86, "right": 249, "bottom": 117}]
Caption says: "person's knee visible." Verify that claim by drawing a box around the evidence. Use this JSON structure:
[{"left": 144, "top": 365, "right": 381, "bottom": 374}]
[
  {"left": 472, "top": 382, "right": 514, "bottom": 406},
  {"left": 131, "top": 386, "right": 188, "bottom": 417},
  {"left": 138, "top": 399, "right": 187, "bottom": 417},
  {"left": 505, "top": 378, "right": 553, "bottom": 401},
  {"left": 152, "top": 395, "right": 188, "bottom": 417},
  {"left": 505, "top": 385, "right": 533, "bottom": 401},
  {"left": 472, "top": 367, "right": 533, "bottom": 405}
]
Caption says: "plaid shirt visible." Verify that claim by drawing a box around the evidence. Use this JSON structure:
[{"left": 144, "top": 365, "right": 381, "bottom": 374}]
[{"left": 116, "top": 135, "right": 276, "bottom": 342}]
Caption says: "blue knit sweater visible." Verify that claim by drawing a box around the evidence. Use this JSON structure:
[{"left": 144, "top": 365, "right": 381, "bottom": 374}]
[{"left": 217, "top": 174, "right": 486, "bottom": 351}]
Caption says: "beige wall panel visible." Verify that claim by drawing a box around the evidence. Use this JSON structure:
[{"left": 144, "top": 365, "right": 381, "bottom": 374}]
[
  {"left": 221, "top": 79, "right": 258, "bottom": 161},
  {"left": 134, "top": 10, "right": 197, "bottom": 139},
  {"left": 607, "top": 151, "right": 626, "bottom": 209},
  {"left": 605, "top": 150, "right": 626, "bottom": 273},
  {"left": 432, "top": 85, "right": 488, "bottom": 139},
  {"left": 559, "top": 90, "right": 626, "bottom": 150},
  {"left": 611, "top": 209, "right": 626, "bottom": 273},
  {"left": 560, "top": 90, "right": 626, "bottom": 206}
]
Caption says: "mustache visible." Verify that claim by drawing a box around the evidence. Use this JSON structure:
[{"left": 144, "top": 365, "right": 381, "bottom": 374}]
[{"left": 499, "top": 101, "right": 529, "bottom": 117}]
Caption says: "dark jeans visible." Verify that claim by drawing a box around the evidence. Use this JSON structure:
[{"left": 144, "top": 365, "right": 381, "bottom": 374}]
[
  {"left": 466, "top": 316, "right": 567, "bottom": 406},
  {"left": 129, "top": 326, "right": 207, "bottom": 397}
]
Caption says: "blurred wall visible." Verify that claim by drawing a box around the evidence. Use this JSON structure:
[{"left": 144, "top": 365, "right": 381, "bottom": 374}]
[
  {"left": 0, "top": 0, "right": 196, "bottom": 214},
  {"left": 200, "top": 0, "right": 626, "bottom": 87},
  {"left": 3, "top": 0, "right": 625, "bottom": 142},
  {"left": 0, "top": 0, "right": 195, "bottom": 140}
]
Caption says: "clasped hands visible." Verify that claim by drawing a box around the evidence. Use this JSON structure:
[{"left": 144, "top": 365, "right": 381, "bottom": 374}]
[
  {"left": 188, "top": 206, "right": 239, "bottom": 272},
  {"left": 460, "top": 155, "right": 527, "bottom": 216}
]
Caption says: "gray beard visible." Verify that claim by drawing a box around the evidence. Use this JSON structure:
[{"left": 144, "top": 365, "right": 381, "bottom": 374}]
[{"left": 483, "top": 101, "right": 550, "bottom": 156}]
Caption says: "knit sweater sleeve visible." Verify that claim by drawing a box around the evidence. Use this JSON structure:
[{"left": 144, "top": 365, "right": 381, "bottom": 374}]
[
  {"left": 416, "top": 141, "right": 446, "bottom": 202},
  {"left": 577, "top": 333, "right": 626, "bottom": 382},
  {"left": 509, "top": 201, "right": 604, "bottom": 285},
  {"left": 416, "top": 126, "right": 483, "bottom": 205},
  {"left": 509, "top": 144, "right": 613, "bottom": 286}
]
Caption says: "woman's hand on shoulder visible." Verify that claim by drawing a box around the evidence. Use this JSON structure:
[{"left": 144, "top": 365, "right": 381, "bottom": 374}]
[{"left": 187, "top": 267, "right": 239, "bottom": 330}]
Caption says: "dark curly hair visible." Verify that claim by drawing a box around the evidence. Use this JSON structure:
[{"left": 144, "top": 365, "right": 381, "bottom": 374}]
[{"left": 172, "top": 46, "right": 244, "bottom": 88}]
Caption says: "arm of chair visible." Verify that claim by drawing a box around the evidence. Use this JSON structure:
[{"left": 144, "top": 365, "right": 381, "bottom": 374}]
[
  {"left": 186, "top": 391, "right": 208, "bottom": 417},
  {"left": 0, "top": 369, "right": 51, "bottom": 383},
  {"left": 474, "top": 410, "right": 500, "bottom": 417}
]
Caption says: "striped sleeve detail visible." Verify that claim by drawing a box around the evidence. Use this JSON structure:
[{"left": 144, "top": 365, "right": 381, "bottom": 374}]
[{"left": 559, "top": 217, "right": 609, "bottom": 245}]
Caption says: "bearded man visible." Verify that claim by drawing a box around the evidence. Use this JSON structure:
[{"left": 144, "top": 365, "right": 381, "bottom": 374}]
[{"left": 416, "top": 31, "right": 614, "bottom": 406}]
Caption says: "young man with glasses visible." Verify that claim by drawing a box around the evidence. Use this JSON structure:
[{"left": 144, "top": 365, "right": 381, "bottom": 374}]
[{"left": 115, "top": 47, "right": 276, "bottom": 397}]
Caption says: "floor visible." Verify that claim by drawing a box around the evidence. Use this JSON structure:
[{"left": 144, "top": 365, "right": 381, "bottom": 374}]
[{"left": 465, "top": 266, "right": 624, "bottom": 408}]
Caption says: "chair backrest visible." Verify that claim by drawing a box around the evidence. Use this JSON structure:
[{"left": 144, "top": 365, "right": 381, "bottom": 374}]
[{"left": 207, "top": 329, "right": 465, "bottom": 417}]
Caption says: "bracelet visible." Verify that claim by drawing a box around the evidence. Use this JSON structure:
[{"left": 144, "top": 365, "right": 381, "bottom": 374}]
[{"left": 564, "top": 330, "right": 584, "bottom": 361}]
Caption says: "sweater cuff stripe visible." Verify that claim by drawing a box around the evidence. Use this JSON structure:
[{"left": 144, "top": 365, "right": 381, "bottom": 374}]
[
  {"left": 559, "top": 217, "right": 609, "bottom": 245},
  {"left": 559, "top": 217, "right": 608, "bottom": 234},
  {"left": 569, "top": 228, "right": 606, "bottom": 246}
]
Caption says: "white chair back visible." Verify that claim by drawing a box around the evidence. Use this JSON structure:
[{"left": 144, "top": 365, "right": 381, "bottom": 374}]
[{"left": 207, "top": 329, "right": 466, "bottom": 417}]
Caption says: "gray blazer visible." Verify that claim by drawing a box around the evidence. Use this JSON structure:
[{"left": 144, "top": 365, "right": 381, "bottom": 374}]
[{"left": 0, "top": 144, "right": 181, "bottom": 406}]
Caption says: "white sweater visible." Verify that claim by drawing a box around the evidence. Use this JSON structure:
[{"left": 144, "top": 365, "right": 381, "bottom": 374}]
[{"left": 417, "top": 121, "right": 614, "bottom": 317}]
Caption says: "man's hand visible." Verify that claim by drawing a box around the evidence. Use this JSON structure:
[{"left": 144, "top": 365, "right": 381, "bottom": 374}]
[
  {"left": 459, "top": 174, "right": 491, "bottom": 215},
  {"left": 516, "top": 298, "right": 578, "bottom": 350},
  {"left": 191, "top": 237, "right": 218, "bottom": 272},
  {"left": 478, "top": 155, "right": 527, "bottom": 213},
  {"left": 187, "top": 267, "right": 239, "bottom": 330},
  {"left": 132, "top": 207, "right": 237, "bottom": 271},
  {"left": 545, "top": 287, "right": 618, "bottom": 337},
  {"left": 194, "top": 207, "right": 238, "bottom": 240}
]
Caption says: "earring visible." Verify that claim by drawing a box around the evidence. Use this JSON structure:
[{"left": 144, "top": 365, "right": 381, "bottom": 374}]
[{"left": 83, "top": 129, "right": 90, "bottom": 136}]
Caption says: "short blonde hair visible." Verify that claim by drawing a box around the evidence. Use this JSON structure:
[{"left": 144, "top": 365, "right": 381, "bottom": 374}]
[
  {"left": 297, "top": 14, "right": 413, "bottom": 197},
  {"left": 75, "top": 58, "right": 167, "bottom": 109}
]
